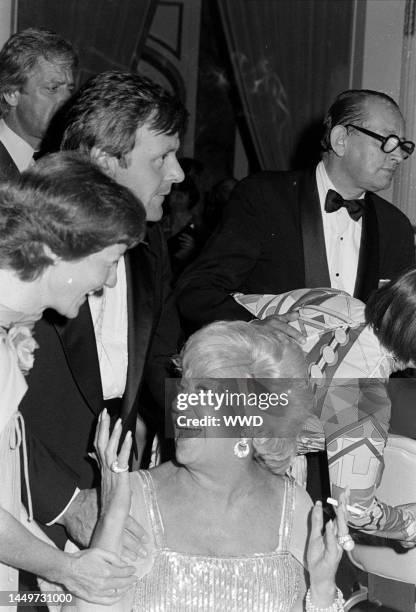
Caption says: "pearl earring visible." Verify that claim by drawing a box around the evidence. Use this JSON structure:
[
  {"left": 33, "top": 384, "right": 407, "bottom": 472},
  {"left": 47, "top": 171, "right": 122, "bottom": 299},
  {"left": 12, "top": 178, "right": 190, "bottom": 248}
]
[
  {"left": 67, "top": 278, "right": 73, "bottom": 285},
  {"left": 234, "top": 438, "right": 250, "bottom": 458}
]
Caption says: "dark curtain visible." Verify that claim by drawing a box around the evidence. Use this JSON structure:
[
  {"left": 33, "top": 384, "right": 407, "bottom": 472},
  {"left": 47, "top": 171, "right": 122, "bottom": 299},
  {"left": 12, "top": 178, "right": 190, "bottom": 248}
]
[
  {"left": 217, "top": 0, "right": 355, "bottom": 171},
  {"left": 17, "top": 0, "right": 157, "bottom": 83}
]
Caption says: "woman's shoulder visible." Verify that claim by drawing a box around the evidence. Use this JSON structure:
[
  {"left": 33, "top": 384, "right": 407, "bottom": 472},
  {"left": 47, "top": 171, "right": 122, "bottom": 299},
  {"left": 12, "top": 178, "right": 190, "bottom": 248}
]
[
  {"left": 288, "top": 482, "right": 313, "bottom": 566},
  {"left": 0, "top": 328, "right": 27, "bottom": 380},
  {"left": 129, "top": 471, "right": 160, "bottom": 578},
  {"left": 0, "top": 330, "right": 28, "bottom": 429},
  {"left": 293, "top": 482, "right": 313, "bottom": 515},
  {"left": 129, "top": 464, "right": 176, "bottom": 514},
  {"left": 0, "top": 332, "right": 15, "bottom": 384}
]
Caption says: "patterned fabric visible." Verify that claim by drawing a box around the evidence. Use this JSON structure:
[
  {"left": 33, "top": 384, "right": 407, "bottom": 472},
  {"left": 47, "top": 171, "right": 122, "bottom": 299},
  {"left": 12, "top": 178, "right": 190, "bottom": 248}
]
[
  {"left": 233, "top": 288, "right": 416, "bottom": 541},
  {"left": 131, "top": 471, "right": 303, "bottom": 611}
]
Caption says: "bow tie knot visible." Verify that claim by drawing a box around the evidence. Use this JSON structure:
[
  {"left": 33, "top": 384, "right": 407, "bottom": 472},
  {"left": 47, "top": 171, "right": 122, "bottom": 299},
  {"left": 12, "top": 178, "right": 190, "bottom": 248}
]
[{"left": 325, "top": 189, "right": 364, "bottom": 221}]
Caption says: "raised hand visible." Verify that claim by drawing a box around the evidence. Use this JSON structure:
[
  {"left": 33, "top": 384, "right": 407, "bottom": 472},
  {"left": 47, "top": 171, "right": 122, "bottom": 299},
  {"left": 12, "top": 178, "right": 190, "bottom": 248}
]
[
  {"left": 251, "top": 312, "right": 306, "bottom": 345},
  {"left": 94, "top": 409, "right": 132, "bottom": 520},
  {"left": 307, "top": 499, "right": 345, "bottom": 608},
  {"left": 92, "top": 409, "right": 149, "bottom": 560}
]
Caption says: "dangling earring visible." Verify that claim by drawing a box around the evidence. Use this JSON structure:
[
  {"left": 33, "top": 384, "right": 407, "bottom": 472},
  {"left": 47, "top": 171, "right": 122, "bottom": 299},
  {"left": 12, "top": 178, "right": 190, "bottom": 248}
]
[
  {"left": 234, "top": 438, "right": 250, "bottom": 458},
  {"left": 67, "top": 278, "right": 73, "bottom": 284}
]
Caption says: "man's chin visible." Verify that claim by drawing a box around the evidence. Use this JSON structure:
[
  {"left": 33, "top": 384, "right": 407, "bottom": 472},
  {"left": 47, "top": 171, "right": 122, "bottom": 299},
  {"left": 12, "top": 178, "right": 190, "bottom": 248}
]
[{"left": 146, "top": 206, "right": 163, "bottom": 222}]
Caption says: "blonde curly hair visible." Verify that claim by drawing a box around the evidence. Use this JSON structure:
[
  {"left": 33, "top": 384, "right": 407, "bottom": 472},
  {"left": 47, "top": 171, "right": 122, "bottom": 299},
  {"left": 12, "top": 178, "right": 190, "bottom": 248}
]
[{"left": 180, "top": 321, "right": 314, "bottom": 474}]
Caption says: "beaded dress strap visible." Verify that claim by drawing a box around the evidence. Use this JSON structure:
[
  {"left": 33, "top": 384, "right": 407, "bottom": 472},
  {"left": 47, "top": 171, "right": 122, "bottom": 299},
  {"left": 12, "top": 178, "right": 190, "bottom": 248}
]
[
  {"left": 138, "top": 470, "right": 165, "bottom": 548},
  {"left": 277, "top": 477, "right": 296, "bottom": 551}
]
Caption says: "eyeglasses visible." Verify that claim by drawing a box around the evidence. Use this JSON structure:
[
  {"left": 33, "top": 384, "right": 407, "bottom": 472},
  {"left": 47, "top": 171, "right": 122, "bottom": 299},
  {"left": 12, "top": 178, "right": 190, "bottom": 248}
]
[{"left": 345, "top": 124, "right": 415, "bottom": 158}]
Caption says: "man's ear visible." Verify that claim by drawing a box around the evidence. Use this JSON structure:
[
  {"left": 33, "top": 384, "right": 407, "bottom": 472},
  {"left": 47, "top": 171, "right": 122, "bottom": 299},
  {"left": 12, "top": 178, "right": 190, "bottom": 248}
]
[
  {"left": 90, "top": 146, "right": 119, "bottom": 178},
  {"left": 43, "top": 245, "right": 60, "bottom": 265},
  {"left": 329, "top": 125, "right": 349, "bottom": 158},
  {"left": 4, "top": 90, "right": 20, "bottom": 108}
]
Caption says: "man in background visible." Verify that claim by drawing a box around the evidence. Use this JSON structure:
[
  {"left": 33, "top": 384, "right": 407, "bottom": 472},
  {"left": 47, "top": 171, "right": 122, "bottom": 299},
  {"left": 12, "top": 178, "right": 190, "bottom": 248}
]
[
  {"left": 176, "top": 89, "right": 415, "bottom": 333},
  {"left": 0, "top": 27, "right": 76, "bottom": 179}
]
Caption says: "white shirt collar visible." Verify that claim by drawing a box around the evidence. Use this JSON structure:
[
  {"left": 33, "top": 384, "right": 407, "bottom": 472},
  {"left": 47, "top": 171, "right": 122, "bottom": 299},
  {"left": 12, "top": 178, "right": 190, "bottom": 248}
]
[
  {"left": 0, "top": 118, "right": 35, "bottom": 172},
  {"left": 316, "top": 160, "right": 339, "bottom": 213},
  {"left": 317, "top": 160, "right": 365, "bottom": 211}
]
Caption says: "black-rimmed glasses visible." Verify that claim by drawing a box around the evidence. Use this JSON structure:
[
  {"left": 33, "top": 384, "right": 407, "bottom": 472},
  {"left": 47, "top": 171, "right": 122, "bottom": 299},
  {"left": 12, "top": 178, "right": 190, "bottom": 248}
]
[{"left": 345, "top": 124, "right": 415, "bottom": 158}]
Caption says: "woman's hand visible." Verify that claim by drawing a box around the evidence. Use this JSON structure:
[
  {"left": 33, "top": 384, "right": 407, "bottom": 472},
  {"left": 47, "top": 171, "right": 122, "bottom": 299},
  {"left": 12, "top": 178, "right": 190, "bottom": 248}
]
[
  {"left": 90, "top": 408, "right": 140, "bottom": 562},
  {"left": 250, "top": 312, "right": 306, "bottom": 345},
  {"left": 62, "top": 547, "right": 136, "bottom": 605},
  {"left": 94, "top": 409, "right": 132, "bottom": 521},
  {"left": 307, "top": 496, "right": 347, "bottom": 607},
  {"left": 92, "top": 409, "right": 150, "bottom": 562}
]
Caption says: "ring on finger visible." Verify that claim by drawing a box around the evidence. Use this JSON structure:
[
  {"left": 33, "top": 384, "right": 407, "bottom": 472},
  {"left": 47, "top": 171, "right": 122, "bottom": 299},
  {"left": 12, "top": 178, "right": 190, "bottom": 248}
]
[
  {"left": 337, "top": 533, "right": 355, "bottom": 551},
  {"left": 110, "top": 460, "right": 129, "bottom": 473}
]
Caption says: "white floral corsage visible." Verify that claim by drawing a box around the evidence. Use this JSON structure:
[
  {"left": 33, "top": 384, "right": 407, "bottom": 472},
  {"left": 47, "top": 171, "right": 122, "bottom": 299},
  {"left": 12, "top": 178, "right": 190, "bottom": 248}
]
[{"left": 7, "top": 325, "right": 38, "bottom": 375}]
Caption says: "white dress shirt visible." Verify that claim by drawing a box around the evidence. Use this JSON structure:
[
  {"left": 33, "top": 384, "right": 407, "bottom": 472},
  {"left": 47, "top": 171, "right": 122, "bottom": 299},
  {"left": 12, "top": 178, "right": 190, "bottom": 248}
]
[
  {"left": 316, "top": 161, "right": 364, "bottom": 296},
  {"left": 89, "top": 257, "right": 128, "bottom": 400},
  {"left": 0, "top": 118, "right": 35, "bottom": 171}
]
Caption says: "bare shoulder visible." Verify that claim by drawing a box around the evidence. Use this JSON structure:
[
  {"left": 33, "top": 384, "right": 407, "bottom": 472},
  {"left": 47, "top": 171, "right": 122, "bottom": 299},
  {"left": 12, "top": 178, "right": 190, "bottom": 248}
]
[
  {"left": 288, "top": 484, "right": 313, "bottom": 565},
  {"left": 146, "top": 461, "right": 178, "bottom": 488}
]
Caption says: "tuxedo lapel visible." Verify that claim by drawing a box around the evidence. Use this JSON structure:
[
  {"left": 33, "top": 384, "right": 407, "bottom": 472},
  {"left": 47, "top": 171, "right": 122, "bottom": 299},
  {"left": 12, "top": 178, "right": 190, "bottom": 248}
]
[
  {"left": 50, "top": 303, "right": 103, "bottom": 415},
  {"left": 298, "top": 169, "right": 331, "bottom": 288},
  {"left": 0, "top": 141, "right": 20, "bottom": 180},
  {"left": 121, "top": 242, "right": 156, "bottom": 420},
  {"left": 353, "top": 193, "right": 379, "bottom": 301}
]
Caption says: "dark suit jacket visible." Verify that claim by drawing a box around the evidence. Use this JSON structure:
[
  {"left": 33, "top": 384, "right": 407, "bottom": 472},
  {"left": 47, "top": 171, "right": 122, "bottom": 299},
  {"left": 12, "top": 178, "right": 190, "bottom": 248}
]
[
  {"left": 0, "top": 141, "right": 20, "bottom": 181},
  {"left": 176, "top": 168, "right": 415, "bottom": 331},
  {"left": 20, "top": 224, "right": 181, "bottom": 547}
]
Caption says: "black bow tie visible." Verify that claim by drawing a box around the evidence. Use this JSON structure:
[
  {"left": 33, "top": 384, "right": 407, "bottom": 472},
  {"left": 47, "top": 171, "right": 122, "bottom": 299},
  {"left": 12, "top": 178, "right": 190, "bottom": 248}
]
[{"left": 324, "top": 189, "right": 364, "bottom": 221}]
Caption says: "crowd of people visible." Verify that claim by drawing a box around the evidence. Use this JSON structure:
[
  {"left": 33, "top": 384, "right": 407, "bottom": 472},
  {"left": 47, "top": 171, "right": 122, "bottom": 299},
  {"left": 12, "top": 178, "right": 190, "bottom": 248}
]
[{"left": 1, "top": 24, "right": 416, "bottom": 612}]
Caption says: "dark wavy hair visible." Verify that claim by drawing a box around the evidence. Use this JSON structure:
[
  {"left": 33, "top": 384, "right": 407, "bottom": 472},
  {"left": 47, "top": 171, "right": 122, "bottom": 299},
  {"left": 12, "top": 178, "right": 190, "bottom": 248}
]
[
  {"left": 0, "top": 28, "right": 77, "bottom": 116},
  {"left": 0, "top": 152, "right": 146, "bottom": 281},
  {"left": 61, "top": 71, "right": 188, "bottom": 162},
  {"left": 321, "top": 89, "right": 400, "bottom": 152},
  {"left": 365, "top": 268, "right": 416, "bottom": 363}
]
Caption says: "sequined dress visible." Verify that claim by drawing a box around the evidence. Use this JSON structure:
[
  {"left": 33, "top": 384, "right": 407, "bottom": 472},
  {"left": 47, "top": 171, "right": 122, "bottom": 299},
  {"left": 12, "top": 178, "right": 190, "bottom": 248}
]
[{"left": 131, "top": 470, "right": 303, "bottom": 612}]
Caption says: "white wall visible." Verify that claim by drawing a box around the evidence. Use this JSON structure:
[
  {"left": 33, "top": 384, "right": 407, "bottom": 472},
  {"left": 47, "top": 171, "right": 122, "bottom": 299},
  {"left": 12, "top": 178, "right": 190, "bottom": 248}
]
[
  {"left": 361, "top": 0, "right": 406, "bottom": 101},
  {"left": 360, "top": 0, "right": 407, "bottom": 203},
  {"left": 0, "top": 0, "right": 13, "bottom": 48}
]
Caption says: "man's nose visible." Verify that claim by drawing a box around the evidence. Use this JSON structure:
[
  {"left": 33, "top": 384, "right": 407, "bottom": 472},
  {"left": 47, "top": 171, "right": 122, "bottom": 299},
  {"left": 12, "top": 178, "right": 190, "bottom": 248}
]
[
  {"left": 390, "top": 146, "right": 406, "bottom": 163},
  {"left": 168, "top": 158, "right": 185, "bottom": 184}
]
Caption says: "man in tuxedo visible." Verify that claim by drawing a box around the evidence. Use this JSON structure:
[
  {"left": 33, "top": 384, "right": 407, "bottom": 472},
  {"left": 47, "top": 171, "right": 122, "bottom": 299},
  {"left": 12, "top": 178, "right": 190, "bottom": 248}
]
[
  {"left": 20, "top": 72, "right": 187, "bottom": 549},
  {"left": 176, "top": 89, "right": 415, "bottom": 332},
  {"left": 0, "top": 27, "right": 76, "bottom": 180}
]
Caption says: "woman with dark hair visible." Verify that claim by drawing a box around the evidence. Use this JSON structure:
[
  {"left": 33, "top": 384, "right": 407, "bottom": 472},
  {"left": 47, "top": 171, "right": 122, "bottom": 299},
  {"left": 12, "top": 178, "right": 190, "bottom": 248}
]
[
  {"left": 78, "top": 321, "right": 348, "bottom": 611},
  {"left": 0, "top": 152, "right": 145, "bottom": 607},
  {"left": 365, "top": 267, "right": 416, "bottom": 365}
]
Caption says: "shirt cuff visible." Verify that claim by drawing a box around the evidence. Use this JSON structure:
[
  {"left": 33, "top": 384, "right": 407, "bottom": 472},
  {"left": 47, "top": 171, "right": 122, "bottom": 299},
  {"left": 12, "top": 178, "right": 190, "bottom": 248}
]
[{"left": 45, "top": 487, "right": 80, "bottom": 526}]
